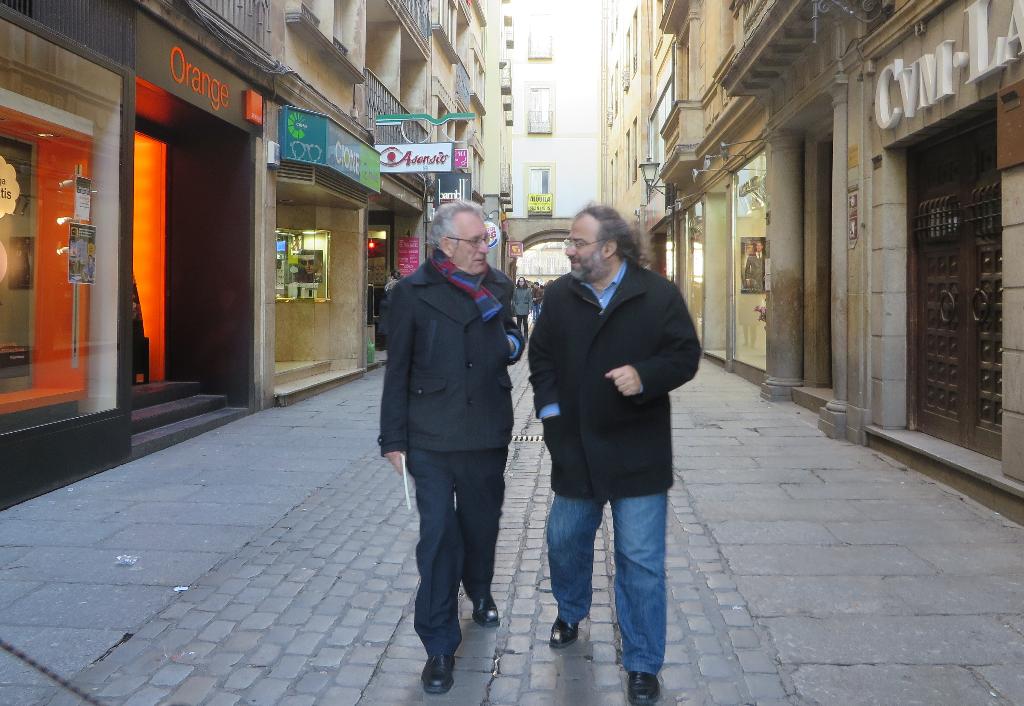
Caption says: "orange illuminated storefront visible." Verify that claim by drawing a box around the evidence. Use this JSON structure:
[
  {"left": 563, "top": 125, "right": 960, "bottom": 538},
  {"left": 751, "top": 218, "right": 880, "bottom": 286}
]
[
  {"left": 131, "top": 13, "right": 262, "bottom": 419},
  {"left": 0, "top": 7, "right": 131, "bottom": 505}
]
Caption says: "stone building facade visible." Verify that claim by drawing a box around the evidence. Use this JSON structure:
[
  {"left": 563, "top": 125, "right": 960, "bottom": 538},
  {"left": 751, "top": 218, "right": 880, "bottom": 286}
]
[{"left": 638, "top": 0, "right": 1024, "bottom": 503}]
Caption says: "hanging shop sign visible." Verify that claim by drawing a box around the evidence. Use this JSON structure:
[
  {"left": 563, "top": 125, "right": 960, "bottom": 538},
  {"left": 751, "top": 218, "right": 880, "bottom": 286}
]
[
  {"left": 137, "top": 14, "right": 263, "bottom": 132},
  {"left": 454, "top": 148, "right": 469, "bottom": 169},
  {"left": 485, "top": 221, "right": 500, "bottom": 250},
  {"left": 875, "top": 0, "right": 1024, "bottom": 130},
  {"left": 435, "top": 173, "right": 472, "bottom": 206},
  {"left": 507, "top": 240, "right": 524, "bottom": 258},
  {"left": 0, "top": 155, "right": 19, "bottom": 219},
  {"left": 279, "top": 106, "right": 381, "bottom": 192},
  {"left": 527, "top": 193, "right": 553, "bottom": 215},
  {"left": 397, "top": 236, "right": 421, "bottom": 276},
  {"left": 378, "top": 142, "right": 454, "bottom": 173}
]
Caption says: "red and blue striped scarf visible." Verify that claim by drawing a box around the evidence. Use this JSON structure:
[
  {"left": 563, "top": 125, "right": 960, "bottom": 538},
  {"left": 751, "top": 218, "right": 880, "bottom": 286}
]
[{"left": 429, "top": 249, "right": 503, "bottom": 322}]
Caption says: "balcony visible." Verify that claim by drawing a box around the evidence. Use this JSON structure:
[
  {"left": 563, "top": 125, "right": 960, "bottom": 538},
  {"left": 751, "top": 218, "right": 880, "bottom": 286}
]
[
  {"left": 527, "top": 110, "right": 552, "bottom": 134},
  {"left": 365, "top": 68, "right": 429, "bottom": 145},
  {"left": 504, "top": 25, "right": 514, "bottom": 49},
  {"left": 660, "top": 100, "right": 704, "bottom": 183},
  {"left": 470, "top": 0, "right": 486, "bottom": 26},
  {"left": 660, "top": 0, "right": 693, "bottom": 33},
  {"left": 285, "top": 4, "right": 364, "bottom": 84},
  {"left": 527, "top": 193, "right": 553, "bottom": 216},
  {"left": 500, "top": 164, "right": 512, "bottom": 201},
  {"left": 393, "top": 0, "right": 430, "bottom": 39},
  {"left": 721, "top": 1, "right": 815, "bottom": 97},
  {"left": 500, "top": 64, "right": 512, "bottom": 94},
  {"left": 504, "top": 95, "right": 513, "bottom": 126},
  {"left": 455, "top": 62, "right": 472, "bottom": 110},
  {"left": 196, "top": 0, "right": 271, "bottom": 51},
  {"left": 528, "top": 34, "right": 553, "bottom": 60}
]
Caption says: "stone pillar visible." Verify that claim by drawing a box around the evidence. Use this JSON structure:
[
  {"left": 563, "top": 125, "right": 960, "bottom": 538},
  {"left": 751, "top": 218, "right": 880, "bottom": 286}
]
[
  {"left": 762, "top": 130, "right": 804, "bottom": 401},
  {"left": 1003, "top": 164, "right": 1024, "bottom": 480},
  {"left": 869, "top": 149, "right": 909, "bottom": 429},
  {"left": 820, "top": 80, "right": 850, "bottom": 438}
]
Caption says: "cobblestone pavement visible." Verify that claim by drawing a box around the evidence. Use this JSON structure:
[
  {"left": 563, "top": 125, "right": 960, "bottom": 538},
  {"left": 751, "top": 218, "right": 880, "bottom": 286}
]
[{"left": 1, "top": 357, "right": 1023, "bottom": 705}]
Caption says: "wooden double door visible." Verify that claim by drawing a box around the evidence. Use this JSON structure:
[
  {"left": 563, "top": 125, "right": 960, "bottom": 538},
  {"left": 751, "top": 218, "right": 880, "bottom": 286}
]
[{"left": 911, "top": 121, "right": 1002, "bottom": 459}]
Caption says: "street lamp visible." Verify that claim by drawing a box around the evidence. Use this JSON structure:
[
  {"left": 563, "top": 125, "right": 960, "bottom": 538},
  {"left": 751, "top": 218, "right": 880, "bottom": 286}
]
[{"left": 639, "top": 156, "right": 665, "bottom": 200}]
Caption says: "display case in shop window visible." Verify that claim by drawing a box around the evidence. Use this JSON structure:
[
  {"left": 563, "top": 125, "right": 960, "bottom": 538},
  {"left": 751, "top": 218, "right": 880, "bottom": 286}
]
[{"left": 275, "top": 228, "right": 331, "bottom": 300}]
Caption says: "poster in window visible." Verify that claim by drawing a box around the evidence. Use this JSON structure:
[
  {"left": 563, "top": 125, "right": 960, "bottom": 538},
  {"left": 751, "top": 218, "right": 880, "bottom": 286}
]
[
  {"left": 68, "top": 223, "right": 96, "bottom": 285},
  {"left": 740, "top": 236, "right": 766, "bottom": 294}
]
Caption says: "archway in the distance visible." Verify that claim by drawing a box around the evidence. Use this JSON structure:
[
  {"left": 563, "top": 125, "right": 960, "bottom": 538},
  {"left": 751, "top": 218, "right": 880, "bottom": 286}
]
[
  {"left": 519, "top": 227, "right": 570, "bottom": 252},
  {"left": 517, "top": 240, "right": 569, "bottom": 284}
]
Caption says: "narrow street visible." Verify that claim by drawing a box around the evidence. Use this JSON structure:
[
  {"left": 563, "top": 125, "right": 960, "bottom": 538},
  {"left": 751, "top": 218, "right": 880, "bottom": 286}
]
[{"left": 2, "top": 361, "right": 1023, "bottom": 706}]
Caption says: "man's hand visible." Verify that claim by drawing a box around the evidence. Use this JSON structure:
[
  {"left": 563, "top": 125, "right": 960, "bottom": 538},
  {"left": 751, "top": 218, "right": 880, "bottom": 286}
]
[
  {"left": 605, "top": 365, "right": 642, "bottom": 396},
  {"left": 384, "top": 451, "right": 405, "bottom": 476}
]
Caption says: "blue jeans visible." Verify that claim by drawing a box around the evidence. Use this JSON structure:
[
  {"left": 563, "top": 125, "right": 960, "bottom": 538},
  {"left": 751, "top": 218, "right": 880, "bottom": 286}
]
[{"left": 547, "top": 493, "right": 667, "bottom": 674}]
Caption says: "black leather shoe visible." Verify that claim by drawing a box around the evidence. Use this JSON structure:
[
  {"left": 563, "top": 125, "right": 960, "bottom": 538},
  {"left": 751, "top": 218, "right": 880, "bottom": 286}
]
[
  {"left": 421, "top": 655, "right": 455, "bottom": 694},
  {"left": 472, "top": 596, "right": 499, "bottom": 627},
  {"left": 548, "top": 617, "right": 579, "bottom": 648},
  {"left": 626, "top": 671, "right": 660, "bottom": 705}
]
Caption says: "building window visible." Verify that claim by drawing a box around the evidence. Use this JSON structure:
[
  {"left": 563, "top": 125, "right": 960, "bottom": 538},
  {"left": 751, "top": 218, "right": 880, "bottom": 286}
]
[
  {"left": 527, "top": 87, "right": 552, "bottom": 133},
  {"left": 528, "top": 167, "right": 552, "bottom": 216},
  {"left": 276, "top": 229, "right": 331, "bottom": 300},
  {"left": 631, "top": 10, "right": 639, "bottom": 74},
  {"left": 626, "top": 118, "right": 634, "bottom": 184},
  {"left": 733, "top": 152, "right": 768, "bottom": 371},
  {"left": 528, "top": 15, "right": 552, "bottom": 59},
  {"left": 0, "top": 17, "right": 124, "bottom": 435}
]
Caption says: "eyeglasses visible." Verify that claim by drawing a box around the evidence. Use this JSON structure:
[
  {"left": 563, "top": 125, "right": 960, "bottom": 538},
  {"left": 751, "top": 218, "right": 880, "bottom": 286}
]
[
  {"left": 445, "top": 234, "right": 489, "bottom": 248},
  {"left": 563, "top": 238, "right": 606, "bottom": 250}
]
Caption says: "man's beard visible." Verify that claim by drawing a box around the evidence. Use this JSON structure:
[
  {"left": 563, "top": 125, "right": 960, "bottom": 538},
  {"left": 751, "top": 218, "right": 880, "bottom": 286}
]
[{"left": 570, "top": 250, "right": 610, "bottom": 283}]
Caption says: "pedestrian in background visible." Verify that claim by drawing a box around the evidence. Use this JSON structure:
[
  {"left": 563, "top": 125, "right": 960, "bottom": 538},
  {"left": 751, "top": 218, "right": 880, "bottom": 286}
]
[
  {"left": 532, "top": 281, "right": 544, "bottom": 321},
  {"left": 528, "top": 204, "right": 701, "bottom": 706},
  {"left": 379, "top": 201, "right": 525, "bottom": 695},
  {"left": 512, "top": 276, "right": 534, "bottom": 338}
]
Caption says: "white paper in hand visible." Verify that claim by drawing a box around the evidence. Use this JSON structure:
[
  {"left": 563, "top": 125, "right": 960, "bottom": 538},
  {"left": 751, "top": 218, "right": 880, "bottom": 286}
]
[{"left": 401, "top": 453, "right": 412, "bottom": 510}]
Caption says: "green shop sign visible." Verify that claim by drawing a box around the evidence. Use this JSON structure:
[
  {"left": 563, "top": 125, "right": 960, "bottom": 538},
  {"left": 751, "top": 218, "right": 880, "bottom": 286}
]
[{"left": 279, "top": 106, "right": 380, "bottom": 193}]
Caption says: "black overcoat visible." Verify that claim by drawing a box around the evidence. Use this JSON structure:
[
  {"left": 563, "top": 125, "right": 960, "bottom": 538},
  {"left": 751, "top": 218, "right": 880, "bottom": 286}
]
[
  {"left": 528, "top": 263, "right": 701, "bottom": 501},
  {"left": 379, "top": 262, "right": 524, "bottom": 455}
]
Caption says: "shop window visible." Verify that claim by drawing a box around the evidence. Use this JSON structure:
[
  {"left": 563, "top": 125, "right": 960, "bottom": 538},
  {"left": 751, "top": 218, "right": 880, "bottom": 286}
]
[
  {"left": 0, "top": 17, "right": 123, "bottom": 434},
  {"left": 275, "top": 229, "right": 331, "bottom": 300},
  {"left": 733, "top": 152, "right": 767, "bottom": 371}
]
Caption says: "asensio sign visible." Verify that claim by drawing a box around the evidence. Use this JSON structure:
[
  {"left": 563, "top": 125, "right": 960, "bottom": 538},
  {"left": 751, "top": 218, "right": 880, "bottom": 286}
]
[{"left": 875, "top": 0, "right": 1024, "bottom": 130}]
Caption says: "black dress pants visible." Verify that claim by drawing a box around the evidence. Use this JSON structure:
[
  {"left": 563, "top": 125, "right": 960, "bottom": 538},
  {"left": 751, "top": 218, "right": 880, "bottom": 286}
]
[
  {"left": 515, "top": 314, "right": 529, "bottom": 338},
  {"left": 406, "top": 447, "right": 507, "bottom": 656}
]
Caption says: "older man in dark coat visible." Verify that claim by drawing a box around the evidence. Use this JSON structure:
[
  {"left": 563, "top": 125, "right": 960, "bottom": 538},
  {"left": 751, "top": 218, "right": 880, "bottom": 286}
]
[
  {"left": 379, "top": 201, "right": 524, "bottom": 694},
  {"left": 529, "top": 204, "right": 701, "bottom": 706}
]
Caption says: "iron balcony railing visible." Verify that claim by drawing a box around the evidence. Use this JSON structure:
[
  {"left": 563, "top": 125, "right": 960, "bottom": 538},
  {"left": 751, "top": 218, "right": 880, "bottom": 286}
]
[
  {"left": 196, "top": 0, "right": 272, "bottom": 50},
  {"left": 500, "top": 164, "right": 512, "bottom": 197},
  {"left": 500, "top": 64, "right": 512, "bottom": 94},
  {"left": 528, "top": 110, "right": 553, "bottom": 134},
  {"left": 504, "top": 25, "right": 514, "bottom": 48},
  {"left": 365, "top": 68, "right": 429, "bottom": 145},
  {"left": 456, "top": 62, "right": 472, "bottom": 108},
  {"left": 397, "top": 0, "right": 430, "bottom": 39}
]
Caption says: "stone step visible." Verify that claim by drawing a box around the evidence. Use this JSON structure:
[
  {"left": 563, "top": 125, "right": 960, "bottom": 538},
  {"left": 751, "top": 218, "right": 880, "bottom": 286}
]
[
  {"left": 273, "top": 360, "right": 332, "bottom": 386},
  {"left": 130, "top": 406, "right": 248, "bottom": 461},
  {"left": 274, "top": 368, "right": 364, "bottom": 407},
  {"left": 130, "top": 394, "right": 227, "bottom": 435},
  {"left": 131, "top": 381, "right": 202, "bottom": 410}
]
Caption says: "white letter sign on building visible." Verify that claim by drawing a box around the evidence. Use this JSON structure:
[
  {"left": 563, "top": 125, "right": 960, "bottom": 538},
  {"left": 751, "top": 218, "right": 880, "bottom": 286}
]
[
  {"left": 876, "top": 0, "right": 1024, "bottom": 130},
  {"left": 377, "top": 142, "right": 454, "bottom": 173}
]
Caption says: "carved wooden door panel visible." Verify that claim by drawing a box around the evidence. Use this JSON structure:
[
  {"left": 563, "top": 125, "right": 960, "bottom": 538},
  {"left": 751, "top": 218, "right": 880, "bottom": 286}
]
[{"left": 911, "top": 122, "right": 1002, "bottom": 459}]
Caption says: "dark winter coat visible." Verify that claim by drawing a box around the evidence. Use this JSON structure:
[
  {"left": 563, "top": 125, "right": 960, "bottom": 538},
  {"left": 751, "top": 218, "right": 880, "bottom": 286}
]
[
  {"left": 528, "top": 263, "right": 701, "bottom": 501},
  {"left": 512, "top": 285, "right": 534, "bottom": 316},
  {"left": 379, "top": 262, "right": 525, "bottom": 454}
]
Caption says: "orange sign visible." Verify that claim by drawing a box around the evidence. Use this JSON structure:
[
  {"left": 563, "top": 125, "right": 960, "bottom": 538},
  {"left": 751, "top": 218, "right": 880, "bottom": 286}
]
[
  {"left": 169, "top": 45, "right": 230, "bottom": 112},
  {"left": 507, "top": 241, "right": 524, "bottom": 258}
]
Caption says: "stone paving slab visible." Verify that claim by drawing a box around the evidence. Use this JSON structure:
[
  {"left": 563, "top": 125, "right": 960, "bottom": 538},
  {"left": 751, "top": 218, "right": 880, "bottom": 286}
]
[{"left": 0, "top": 360, "right": 1021, "bottom": 705}]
